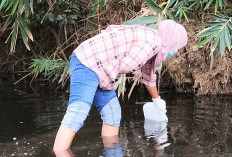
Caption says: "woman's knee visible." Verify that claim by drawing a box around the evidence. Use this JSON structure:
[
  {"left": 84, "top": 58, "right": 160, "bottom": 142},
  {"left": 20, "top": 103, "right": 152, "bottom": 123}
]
[
  {"left": 100, "top": 97, "right": 121, "bottom": 127},
  {"left": 61, "top": 102, "right": 91, "bottom": 132}
]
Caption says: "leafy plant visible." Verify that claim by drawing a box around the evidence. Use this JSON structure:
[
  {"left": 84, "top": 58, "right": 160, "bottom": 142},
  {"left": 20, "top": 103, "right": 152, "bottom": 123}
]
[
  {"left": 29, "top": 57, "right": 69, "bottom": 85},
  {"left": 189, "top": 0, "right": 227, "bottom": 14},
  {"left": 144, "top": 0, "right": 191, "bottom": 22},
  {"left": 173, "top": 0, "right": 192, "bottom": 22},
  {"left": 197, "top": 14, "right": 232, "bottom": 56},
  {"left": 47, "top": 11, "right": 81, "bottom": 26},
  {"left": 46, "top": 5, "right": 81, "bottom": 42},
  {"left": 145, "top": 0, "right": 163, "bottom": 14},
  {"left": 124, "top": 15, "right": 158, "bottom": 28},
  {"left": 0, "top": 0, "right": 34, "bottom": 53},
  {"left": 145, "top": 0, "right": 228, "bottom": 22}
]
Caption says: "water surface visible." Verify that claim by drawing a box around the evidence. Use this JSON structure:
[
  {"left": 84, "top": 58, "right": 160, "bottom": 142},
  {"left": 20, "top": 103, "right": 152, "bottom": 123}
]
[{"left": 0, "top": 86, "right": 232, "bottom": 157}]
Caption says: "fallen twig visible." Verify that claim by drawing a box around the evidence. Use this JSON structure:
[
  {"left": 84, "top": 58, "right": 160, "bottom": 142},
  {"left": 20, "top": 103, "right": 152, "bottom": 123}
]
[{"left": 14, "top": 73, "right": 32, "bottom": 85}]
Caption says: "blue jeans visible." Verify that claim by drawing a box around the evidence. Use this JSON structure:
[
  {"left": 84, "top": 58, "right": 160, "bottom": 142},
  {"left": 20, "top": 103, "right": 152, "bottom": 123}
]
[{"left": 62, "top": 54, "right": 121, "bottom": 132}]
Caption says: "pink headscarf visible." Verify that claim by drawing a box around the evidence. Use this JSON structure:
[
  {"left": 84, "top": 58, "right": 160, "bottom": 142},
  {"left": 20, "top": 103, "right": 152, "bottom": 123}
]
[{"left": 158, "top": 19, "right": 188, "bottom": 57}]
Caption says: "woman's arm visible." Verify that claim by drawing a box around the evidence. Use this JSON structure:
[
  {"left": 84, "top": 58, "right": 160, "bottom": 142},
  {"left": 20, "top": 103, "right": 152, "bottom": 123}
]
[
  {"left": 145, "top": 85, "right": 159, "bottom": 99},
  {"left": 141, "top": 56, "right": 160, "bottom": 99}
]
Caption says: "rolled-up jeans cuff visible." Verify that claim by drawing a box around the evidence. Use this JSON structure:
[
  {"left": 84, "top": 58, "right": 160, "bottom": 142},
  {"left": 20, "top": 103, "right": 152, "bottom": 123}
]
[
  {"left": 61, "top": 101, "right": 91, "bottom": 132},
  {"left": 100, "top": 97, "right": 121, "bottom": 127}
]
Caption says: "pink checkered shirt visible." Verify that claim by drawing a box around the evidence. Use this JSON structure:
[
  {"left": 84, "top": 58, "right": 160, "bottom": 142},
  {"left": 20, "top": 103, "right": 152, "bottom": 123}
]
[{"left": 74, "top": 25, "right": 164, "bottom": 90}]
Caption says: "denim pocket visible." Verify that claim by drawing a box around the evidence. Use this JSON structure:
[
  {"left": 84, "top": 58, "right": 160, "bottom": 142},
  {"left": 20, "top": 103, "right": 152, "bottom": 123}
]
[{"left": 68, "top": 53, "right": 100, "bottom": 106}]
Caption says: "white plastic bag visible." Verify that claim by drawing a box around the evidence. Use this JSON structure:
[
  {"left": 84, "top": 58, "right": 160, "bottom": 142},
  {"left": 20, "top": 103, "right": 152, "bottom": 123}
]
[{"left": 143, "top": 101, "right": 168, "bottom": 122}]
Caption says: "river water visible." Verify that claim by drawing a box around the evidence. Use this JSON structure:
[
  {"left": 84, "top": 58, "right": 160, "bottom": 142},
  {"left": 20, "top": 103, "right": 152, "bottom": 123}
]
[{"left": 0, "top": 85, "right": 232, "bottom": 157}]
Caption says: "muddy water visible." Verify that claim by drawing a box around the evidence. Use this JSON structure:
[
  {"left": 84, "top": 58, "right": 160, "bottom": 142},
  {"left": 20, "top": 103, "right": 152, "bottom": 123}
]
[{"left": 0, "top": 87, "right": 232, "bottom": 157}]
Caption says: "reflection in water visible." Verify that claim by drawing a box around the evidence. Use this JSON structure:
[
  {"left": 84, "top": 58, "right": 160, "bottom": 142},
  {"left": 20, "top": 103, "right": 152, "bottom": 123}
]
[
  {"left": 0, "top": 94, "right": 67, "bottom": 142},
  {"left": 53, "top": 148, "right": 74, "bottom": 157},
  {"left": 102, "top": 135, "right": 123, "bottom": 157},
  {"left": 191, "top": 96, "right": 232, "bottom": 156},
  {"left": 144, "top": 119, "right": 170, "bottom": 156},
  {"left": 166, "top": 95, "right": 232, "bottom": 157},
  {"left": 54, "top": 136, "right": 123, "bottom": 157}
]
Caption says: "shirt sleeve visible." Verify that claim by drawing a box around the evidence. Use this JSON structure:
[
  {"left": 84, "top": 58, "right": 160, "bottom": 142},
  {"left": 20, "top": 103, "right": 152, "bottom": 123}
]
[{"left": 141, "top": 56, "right": 157, "bottom": 86}]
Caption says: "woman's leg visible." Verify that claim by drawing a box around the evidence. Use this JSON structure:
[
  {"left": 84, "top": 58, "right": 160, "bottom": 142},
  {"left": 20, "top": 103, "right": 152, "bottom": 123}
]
[
  {"left": 53, "top": 124, "right": 76, "bottom": 151},
  {"left": 54, "top": 54, "right": 99, "bottom": 151},
  {"left": 93, "top": 88, "right": 121, "bottom": 136}
]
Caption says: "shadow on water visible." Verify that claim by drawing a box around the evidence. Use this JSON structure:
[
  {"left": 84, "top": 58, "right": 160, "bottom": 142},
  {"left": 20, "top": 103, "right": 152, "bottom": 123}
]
[{"left": 0, "top": 84, "right": 232, "bottom": 157}]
